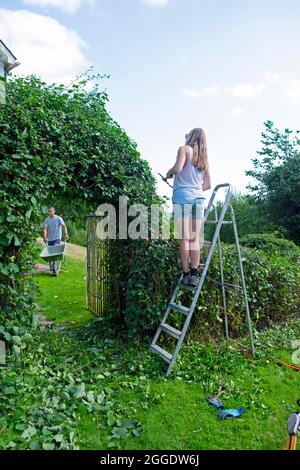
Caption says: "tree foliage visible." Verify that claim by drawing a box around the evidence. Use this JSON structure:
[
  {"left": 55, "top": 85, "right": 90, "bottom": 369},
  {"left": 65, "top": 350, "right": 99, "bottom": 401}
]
[{"left": 246, "top": 121, "right": 300, "bottom": 244}]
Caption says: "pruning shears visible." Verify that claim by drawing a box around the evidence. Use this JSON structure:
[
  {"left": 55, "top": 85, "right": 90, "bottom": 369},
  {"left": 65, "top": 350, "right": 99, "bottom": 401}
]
[{"left": 158, "top": 172, "right": 173, "bottom": 188}]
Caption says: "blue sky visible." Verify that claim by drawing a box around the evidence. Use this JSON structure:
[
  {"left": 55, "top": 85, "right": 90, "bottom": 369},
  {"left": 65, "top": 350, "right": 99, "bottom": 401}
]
[{"left": 1, "top": 0, "right": 300, "bottom": 202}]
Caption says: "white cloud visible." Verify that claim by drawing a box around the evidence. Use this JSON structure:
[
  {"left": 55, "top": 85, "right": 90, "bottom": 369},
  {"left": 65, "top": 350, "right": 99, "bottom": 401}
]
[
  {"left": 141, "top": 0, "right": 168, "bottom": 7},
  {"left": 21, "top": 0, "right": 94, "bottom": 14},
  {"left": 0, "top": 8, "right": 89, "bottom": 84},
  {"left": 285, "top": 79, "right": 300, "bottom": 104},
  {"left": 226, "top": 83, "right": 266, "bottom": 100},
  {"left": 265, "top": 71, "right": 281, "bottom": 83},
  {"left": 184, "top": 82, "right": 266, "bottom": 100},
  {"left": 184, "top": 85, "right": 220, "bottom": 98},
  {"left": 232, "top": 107, "right": 244, "bottom": 116}
]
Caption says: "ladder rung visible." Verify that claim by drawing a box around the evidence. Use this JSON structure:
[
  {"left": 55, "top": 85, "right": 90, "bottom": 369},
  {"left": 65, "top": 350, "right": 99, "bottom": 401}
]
[
  {"left": 179, "top": 282, "right": 196, "bottom": 293},
  {"left": 150, "top": 344, "right": 172, "bottom": 363},
  {"left": 207, "top": 277, "right": 243, "bottom": 291},
  {"left": 205, "top": 220, "right": 233, "bottom": 225},
  {"left": 224, "top": 282, "right": 243, "bottom": 291},
  {"left": 202, "top": 241, "right": 212, "bottom": 248},
  {"left": 160, "top": 323, "right": 182, "bottom": 339},
  {"left": 169, "top": 303, "right": 190, "bottom": 315}
]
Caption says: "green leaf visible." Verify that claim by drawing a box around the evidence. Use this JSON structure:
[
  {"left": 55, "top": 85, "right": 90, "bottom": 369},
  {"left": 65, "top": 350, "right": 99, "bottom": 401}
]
[
  {"left": 25, "top": 209, "right": 32, "bottom": 219},
  {"left": 42, "top": 441, "right": 55, "bottom": 450},
  {"left": 13, "top": 235, "right": 21, "bottom": 246},
  {"left": 86, "top": 391, "right": 95, "bottom": 403},
  {"left": 12, "top": 345, "right": 21, "bottom": 356},
  {"left": 54, "top": 434, "right": 64, "bottom": 443},
  {"left": 15, "top": 423, "right": 26, "bottom": 431},
  {"left": 111, "top": 426, "right": 129, "bottom": 439},
  {"left": 72, "top": 383, "right": 85, "bottom": 399},
  {"left": 21, "top": 426, "right": 37, "bottom": 440},
  {"left": 4, "top": 386, "right": 16, "bottom": 395},
  {"left": 30, "top": 440, "right": 41, "bottom": 450},
  {"left": 12, "top": 335, "right": 22, "bottom": 345},
  {"left": 3, "top": 331, "right": 11, "bottom": 341},
  {"left": 6, "top": 441, "right": 17, "bottom": 449},
  {"left": 22, "top": 333, "right": 33, "bottom": 343},
  {"left": 107, "top": 410, "right": 115, "bottom": 427},
  {"left": 97, "top": 391, "right": 105, "bottom": 404}
]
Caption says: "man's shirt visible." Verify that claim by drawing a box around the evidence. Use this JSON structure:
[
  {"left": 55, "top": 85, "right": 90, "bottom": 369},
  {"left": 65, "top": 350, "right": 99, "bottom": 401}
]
[{"left": 43, "top": 215, "right": 64, "bottom": 242}]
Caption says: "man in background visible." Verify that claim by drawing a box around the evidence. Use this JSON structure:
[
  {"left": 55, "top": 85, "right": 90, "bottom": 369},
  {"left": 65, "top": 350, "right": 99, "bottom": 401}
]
[{"left": 43, "top": 207, "right": 68, "bottom": 246}]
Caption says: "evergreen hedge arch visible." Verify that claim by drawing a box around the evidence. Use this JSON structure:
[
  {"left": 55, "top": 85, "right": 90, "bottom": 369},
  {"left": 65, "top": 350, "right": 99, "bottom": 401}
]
[{"left": 0, "top": 74, "right": 161, "bottom": 341}]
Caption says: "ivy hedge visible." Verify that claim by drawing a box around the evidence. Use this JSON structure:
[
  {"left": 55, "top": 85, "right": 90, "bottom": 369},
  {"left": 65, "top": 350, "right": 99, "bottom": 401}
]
[
  {"left": 106, "top": 233, "right": 300, "bottom": 340},
  {"left": 0, "top": 75, "right": 159, "bottom": 344}
]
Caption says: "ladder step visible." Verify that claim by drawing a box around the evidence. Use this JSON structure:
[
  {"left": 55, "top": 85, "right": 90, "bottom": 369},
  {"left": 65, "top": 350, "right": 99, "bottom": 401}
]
[
  {"left": 150, "top": 344, "right": 172, "bottom": 363},
  {"left": 169, "top": 303, "right": 190, "bottom": 315},
  {"left": 179, "top": 265, "right": 205, "bottom": 291},
  {"left": 161, "top": 323, "right": 182, "bottom": 339},
  {"left": 179, "top": 282, "right": 196, "bottom": 293}
]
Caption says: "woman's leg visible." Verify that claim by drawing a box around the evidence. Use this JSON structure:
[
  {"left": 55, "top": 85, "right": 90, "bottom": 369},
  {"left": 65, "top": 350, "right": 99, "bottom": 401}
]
[
  {"left": 189, "top": 217, "right": 203, "bottom": 269},
  {"left": 174, "top": 215, "right": 190, "bottom": 273},
  {"left": 189, "top": 201, "right": 205, "bottom": 270}
]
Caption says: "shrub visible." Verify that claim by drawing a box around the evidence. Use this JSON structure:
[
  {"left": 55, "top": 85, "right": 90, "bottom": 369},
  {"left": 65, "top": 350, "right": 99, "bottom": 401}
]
[
  {"left": 64, "top": 220, "right": 87, "bottom": 247},
  {"left": 240, "top": 232, "right": 300, "bottom": 261},
  {"left": 106, "top": 238, "right": 181, "bottom": 339},
  {"left": 70, "top": 228, "right": 87, "bottom": 247},
  {"left": 106, "top": 236, "right": 300, "bottom": 341}
]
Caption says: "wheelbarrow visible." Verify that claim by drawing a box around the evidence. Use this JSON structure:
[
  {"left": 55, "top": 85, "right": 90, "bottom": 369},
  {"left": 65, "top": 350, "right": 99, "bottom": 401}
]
[{"left": 39, "top": 240, "right": 67, "bottom": 276}]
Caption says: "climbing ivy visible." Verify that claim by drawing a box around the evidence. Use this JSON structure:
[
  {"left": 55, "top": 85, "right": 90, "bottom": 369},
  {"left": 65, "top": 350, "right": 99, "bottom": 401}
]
[{"left": 0, "top": 74, "right": 160, "bottom": 341}]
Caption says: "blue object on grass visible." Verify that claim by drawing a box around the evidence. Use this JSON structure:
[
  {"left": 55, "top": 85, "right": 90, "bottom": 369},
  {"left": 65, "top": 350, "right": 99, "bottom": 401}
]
[
  {"left": 217, "top": 408, "right": 245, "bottom": 419},
  {"left": 207, "top": 396, "right": 224, "bottom": 410}
]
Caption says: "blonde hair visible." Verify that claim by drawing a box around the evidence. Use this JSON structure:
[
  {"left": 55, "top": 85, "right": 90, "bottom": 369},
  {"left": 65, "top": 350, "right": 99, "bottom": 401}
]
[{"left": 185, "top": 128, "right": 208, "bottom": 171}]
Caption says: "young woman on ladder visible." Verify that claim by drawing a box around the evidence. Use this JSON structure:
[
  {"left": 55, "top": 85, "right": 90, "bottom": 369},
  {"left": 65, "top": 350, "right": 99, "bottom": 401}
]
[{"left": 166, "top": 128, "right": 211, "bottom": 287}]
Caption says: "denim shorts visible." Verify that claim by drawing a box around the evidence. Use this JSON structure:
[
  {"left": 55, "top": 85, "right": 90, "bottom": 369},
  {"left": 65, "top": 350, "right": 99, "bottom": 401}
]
[
  {"left": 172, "top": 197, "right": 206, "bottom": 220},
  {"left": 48, "top": 239, "right": 61, "bottom": 246}
]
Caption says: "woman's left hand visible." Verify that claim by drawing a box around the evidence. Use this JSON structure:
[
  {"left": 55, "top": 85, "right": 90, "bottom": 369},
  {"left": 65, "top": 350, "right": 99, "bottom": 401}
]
[{"left": 166, "top": 169, "right": 173, "bottom": 179}]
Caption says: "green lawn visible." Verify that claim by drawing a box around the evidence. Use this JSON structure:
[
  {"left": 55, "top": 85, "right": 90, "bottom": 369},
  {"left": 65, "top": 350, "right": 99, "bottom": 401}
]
[
  {"left": 36, "top": 257, "right": 94, "bottom": 325},
  {"left": 0, "top": 253, "right": 299, "bottom": 450}
]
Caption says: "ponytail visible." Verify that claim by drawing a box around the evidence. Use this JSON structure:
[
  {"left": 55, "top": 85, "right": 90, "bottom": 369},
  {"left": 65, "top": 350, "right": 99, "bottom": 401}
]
[{"left": 187, "top": 128, "right": 208, "bottom": 171}]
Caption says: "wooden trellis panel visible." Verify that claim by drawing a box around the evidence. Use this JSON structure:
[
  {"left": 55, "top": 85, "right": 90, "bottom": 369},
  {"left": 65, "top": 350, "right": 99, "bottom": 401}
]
[{"left": 86, "top": 215, "right": 110, "bottom": 316}]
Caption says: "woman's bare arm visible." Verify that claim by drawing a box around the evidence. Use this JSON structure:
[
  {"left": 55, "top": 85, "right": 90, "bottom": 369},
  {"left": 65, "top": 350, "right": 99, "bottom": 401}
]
[
  {"left": 202, "top": 169, "right": 211, "bottom": 191},
  {"left": 166, "top": 146, "right": 187, "bottom": 178}
]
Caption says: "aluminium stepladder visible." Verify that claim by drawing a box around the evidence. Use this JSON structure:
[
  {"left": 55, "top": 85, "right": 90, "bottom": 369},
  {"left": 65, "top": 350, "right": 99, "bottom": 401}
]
[{"left": 150, "top": 183, "right": 255, "bottom": 376}]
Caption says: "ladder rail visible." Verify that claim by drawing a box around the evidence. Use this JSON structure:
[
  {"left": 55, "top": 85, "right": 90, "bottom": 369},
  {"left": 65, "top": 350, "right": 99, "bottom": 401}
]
[
  {"left": 214, "top": 205, "right": 229, "bottom": 339},
  {"left": 150, "top": 276, "right": 183, "bottom": 347},
  {"left": 228, "top": 203, "right": 255, "bottom": 355},
  {"left": 204, "top": 183, "right": 232, "bottom": 220}
]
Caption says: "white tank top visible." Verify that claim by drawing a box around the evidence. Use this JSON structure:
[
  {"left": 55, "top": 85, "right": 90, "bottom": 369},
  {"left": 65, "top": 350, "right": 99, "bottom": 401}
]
[{"left": 172, "top": 146, "right": 205, "bottom": 203}]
